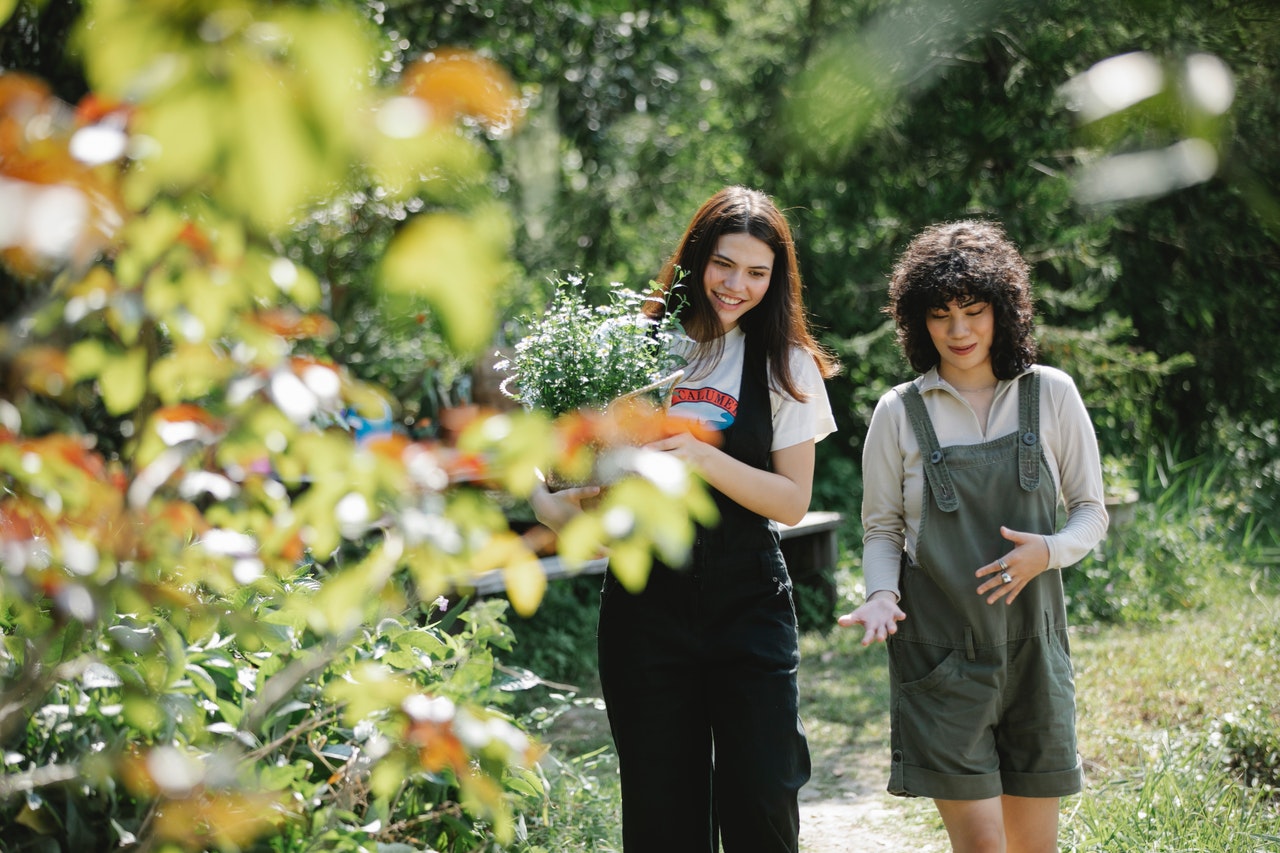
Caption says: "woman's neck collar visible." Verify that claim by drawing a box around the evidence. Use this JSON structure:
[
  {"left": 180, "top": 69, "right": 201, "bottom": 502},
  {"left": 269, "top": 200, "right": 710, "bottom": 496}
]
[{"left": 937, "top": 366, "right": 998, "bottom": 392}]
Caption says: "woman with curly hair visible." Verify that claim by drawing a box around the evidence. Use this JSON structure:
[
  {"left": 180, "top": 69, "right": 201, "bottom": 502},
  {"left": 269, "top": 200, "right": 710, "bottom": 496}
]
[{"left": 838, "top": 220, "right": 1108, "bottom": 852}]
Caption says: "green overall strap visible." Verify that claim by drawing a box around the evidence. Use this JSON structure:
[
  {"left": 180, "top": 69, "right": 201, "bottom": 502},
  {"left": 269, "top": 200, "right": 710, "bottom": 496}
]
[
  {"left": 1017, "top": 368, "right": 1042, "bottom": 493},
  {"left": 897, "top": 382, "right": 959, "bottom": 512}
]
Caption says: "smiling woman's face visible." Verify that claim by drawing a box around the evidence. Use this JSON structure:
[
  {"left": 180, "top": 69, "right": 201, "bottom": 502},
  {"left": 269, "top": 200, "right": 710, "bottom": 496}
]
[
  {"left": 702, "top": 232, "right": 774, "bottom": 332},
  {"left": 925, "top": 298, "right": 995, "bottom": 383}
]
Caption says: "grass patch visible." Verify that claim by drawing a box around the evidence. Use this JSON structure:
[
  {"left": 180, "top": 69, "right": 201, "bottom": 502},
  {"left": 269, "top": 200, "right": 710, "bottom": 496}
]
[{"left": 1065, "top": 593, "right": 1280, "bottom": 850}]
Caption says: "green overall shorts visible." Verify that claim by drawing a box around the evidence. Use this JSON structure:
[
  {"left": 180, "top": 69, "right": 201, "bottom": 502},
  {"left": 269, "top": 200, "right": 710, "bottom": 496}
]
[{"left": 886, "top": 368, "right": 1082, "bottom": 801}]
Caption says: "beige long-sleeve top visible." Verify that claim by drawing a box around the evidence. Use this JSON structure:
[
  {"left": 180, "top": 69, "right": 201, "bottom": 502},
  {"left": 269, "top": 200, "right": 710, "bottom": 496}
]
[{"left": 861, "top": 365, "right": 1110, "bottom": 600}]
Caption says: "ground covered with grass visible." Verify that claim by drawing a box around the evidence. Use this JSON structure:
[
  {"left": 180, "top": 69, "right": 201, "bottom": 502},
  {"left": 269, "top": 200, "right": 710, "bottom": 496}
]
[
  {"left": 795, "top": 589, "right": 1280, "bottom": 852},
  {"left": 511, "top": 579, "right": 1280, "bottom": 851}
]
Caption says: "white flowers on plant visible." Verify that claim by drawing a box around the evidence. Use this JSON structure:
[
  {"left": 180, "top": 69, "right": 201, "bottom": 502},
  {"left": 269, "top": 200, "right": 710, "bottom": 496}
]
[{"left": 496, "top": 273, "right": 688, "bottom": 417}]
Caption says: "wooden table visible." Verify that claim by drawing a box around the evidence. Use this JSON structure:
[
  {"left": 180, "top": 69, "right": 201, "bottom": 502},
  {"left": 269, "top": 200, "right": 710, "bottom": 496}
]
[{"left": 466, "top": 510, "right": 844, "bottom": 596}]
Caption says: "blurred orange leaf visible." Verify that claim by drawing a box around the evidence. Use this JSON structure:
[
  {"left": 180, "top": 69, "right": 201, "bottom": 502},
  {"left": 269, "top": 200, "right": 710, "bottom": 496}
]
[
  {"left": 364, "top": 433, "right": 412, "bottom": 460},
  {"left": 407, "top": 717, "right": 468, "bottom": 775},
  {"left": 558, "top": 400, "right": 724, "bottom": 452},
  {"left": 74, "top": 92, "right": 132, "bottom": 127},
  {"left": 402, "top": 49, "right": 522, "bottom": 132},
  {"left": 249, "top": 307, "right": 338, "bottom": 341},
  {"left": 153, "top": 403, "right": 223, "bottom": 430},
  {"left": 32, "top": 434, "right": 108, "bottom": 480},
  {"left": 10, "top": 346, "right": 71, "bottom": 398},
  {"left": 0, "top": 499, "right": 53, "bottom": 543},
  {"left": 153, "top": 791, "right": 286, "bottom": 847},
  {"left": 175, "top": 222, "right": 213, "bottom": 259}
]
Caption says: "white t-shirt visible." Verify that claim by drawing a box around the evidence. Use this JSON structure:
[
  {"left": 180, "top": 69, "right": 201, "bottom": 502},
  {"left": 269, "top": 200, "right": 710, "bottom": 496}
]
[{"left": 667, "top": 326, "right": 836, "bottom": 451}]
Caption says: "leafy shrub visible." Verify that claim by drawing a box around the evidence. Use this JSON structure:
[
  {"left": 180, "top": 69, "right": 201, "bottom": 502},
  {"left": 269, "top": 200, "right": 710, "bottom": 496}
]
[
  {"left": 500, "top": 575, "right": 603, "bottom": 699},
  {"left": 1216, "top": 709, "right": 1280, "bottom": 797},
  {"left": 1064, "top": 443, "right": 1278, "bottom": 625},
  {"left": 0, "top": 590, "right": 543, "bottom": 851}
]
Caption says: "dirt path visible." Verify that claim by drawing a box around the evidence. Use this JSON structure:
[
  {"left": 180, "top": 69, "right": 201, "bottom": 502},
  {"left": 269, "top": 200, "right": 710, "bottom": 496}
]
[
  {"left": 794, "top": 640, "right": 949, "bottom": 853},
  {"left": 797, "top": 733, "right": 946, "bottom": 853}
]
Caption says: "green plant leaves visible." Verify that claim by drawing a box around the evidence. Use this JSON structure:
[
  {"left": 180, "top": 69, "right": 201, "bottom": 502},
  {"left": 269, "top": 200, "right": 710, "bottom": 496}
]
[{"left": 379, "top": 207, "right": 513, "bottom": 355}]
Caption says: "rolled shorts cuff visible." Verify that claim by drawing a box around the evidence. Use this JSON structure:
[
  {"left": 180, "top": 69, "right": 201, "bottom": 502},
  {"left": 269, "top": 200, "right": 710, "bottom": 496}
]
[
  {"left": 889, "top": 760, "right": 1003, "bottom": 801},
  {"left": 1001, "top": 758, "right": 1083, "bottom": 799},
  {"left": 889, "top": 759, "right": 1083, "bottom": 801}
]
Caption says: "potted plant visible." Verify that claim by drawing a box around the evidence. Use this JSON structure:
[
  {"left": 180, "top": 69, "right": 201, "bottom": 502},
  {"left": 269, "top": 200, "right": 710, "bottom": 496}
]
[
  {"left": 495, "top": 273, "right": 688, "bottom": 488},
  {"left": 496, "top": 273, "right": 687, "bottom": 416}
]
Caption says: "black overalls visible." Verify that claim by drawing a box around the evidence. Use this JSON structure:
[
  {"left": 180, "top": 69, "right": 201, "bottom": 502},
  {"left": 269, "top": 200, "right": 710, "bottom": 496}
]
[
  {"left": 887, "top": 368, "right": 1082, "bottom": 801},
  {"left": 597, "top": 339, "right": 810, "bottom": 852}
]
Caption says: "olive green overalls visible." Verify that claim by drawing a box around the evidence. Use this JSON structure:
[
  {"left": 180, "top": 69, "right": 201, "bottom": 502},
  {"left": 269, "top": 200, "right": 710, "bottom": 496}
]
[{"left": 886, "top": 368, "right": 1082, "bottom": 801}]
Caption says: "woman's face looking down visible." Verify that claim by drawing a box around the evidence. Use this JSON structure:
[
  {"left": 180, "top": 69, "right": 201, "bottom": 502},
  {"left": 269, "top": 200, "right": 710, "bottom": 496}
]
[{"left": 926, "top": 298, "right": 995, "bottom": 383}]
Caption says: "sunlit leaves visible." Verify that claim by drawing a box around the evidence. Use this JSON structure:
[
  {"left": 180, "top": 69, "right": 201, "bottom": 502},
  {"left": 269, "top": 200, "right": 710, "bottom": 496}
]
[
  {"left": 98, "top": 345, "right": 147, "bottom": 415},
  {"left": 125, "top": 89, "right": 221, "bottom": 209},
  {"left": 1060, "top": 50, "right": 1237, "bottom": 204},
  {"left": 0, "top": 71, "right": 126, "bottom": 274},
  {"left": 779, "top": 0, "right": 1004, "bottom": 164},
  {"left": 379, "top": 206, "right": 513, "bottom": 354},
  {"left": 457, "top": 408, "right": 555, "bottom": 497},
  {"left": 0, "top": 0, "right": 707, "bottom": 848},
  {"left": 470, "top": 531, "right": 546, "bottom": 618},
  {"left": 149, "top": 343, "right": 236, "bottom": 404},
  {"left": 77, "top": 1, "right": 382, "bottom": 233}
]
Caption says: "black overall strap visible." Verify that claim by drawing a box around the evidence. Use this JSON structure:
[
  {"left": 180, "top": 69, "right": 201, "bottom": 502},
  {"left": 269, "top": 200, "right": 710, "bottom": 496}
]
[
  {"left": 696, "top": 333, "right": 777, "bottom": 549},
  {"left": 1017, "top": 367, "right": 1042, "bottom": 492},
  {"left": 897, "top": 382, "right": 959, "bottom": 512}
]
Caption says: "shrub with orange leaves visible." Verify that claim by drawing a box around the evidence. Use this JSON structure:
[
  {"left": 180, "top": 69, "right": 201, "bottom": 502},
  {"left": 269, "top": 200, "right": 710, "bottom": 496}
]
[
  {"left": 0, "top": 4, "right": 708, "bottom": 851},
  {"left": 0, "top": 71, "right": 126, "bottom": 276}
]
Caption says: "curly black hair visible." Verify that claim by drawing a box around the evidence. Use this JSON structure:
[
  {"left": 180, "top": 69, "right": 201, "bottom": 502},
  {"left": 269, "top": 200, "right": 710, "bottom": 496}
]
[{"left": 886, "top": 220, "right": 1038, "bottom": 380}]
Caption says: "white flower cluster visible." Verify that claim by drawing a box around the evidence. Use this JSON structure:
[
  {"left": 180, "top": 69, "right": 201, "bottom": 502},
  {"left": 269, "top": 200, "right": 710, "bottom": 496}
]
[{"left": 496, "top": 274, "right": 688, "bottom": 417}]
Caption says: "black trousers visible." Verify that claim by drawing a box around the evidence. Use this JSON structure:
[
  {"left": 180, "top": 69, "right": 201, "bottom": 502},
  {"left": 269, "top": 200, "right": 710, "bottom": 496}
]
[{"left": 597, "top": 544, "right": 810, "bottom": 853}]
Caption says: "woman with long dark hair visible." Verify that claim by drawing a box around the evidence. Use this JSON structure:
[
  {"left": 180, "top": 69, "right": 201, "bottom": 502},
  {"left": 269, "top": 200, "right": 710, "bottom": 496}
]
[{"left": 534, "top": 185, "right": 838, "bottom": 852}]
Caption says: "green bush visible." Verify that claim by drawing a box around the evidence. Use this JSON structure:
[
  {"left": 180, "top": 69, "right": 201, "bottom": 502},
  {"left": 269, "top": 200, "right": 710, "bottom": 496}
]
[
  {"left": 500, "top": 575, "right": 603, "bottom": 699},
  {"left": 1, "top": 590, "right": 543, "bottom": 852},
  {"left": 1064, "top": 442, "right": 1279, "bottom": 625}
]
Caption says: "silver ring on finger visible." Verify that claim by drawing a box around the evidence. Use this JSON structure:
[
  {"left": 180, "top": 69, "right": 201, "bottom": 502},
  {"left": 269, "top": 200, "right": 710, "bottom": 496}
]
[{"left": 1000, "top": 570, "right": 1013, "bottom": 584}]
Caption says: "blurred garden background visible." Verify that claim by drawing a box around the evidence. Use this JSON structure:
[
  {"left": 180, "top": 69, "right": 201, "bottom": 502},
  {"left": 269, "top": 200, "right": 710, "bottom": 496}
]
[{"left": 1, "top": 0, "right": 1278, "bottom": 850}]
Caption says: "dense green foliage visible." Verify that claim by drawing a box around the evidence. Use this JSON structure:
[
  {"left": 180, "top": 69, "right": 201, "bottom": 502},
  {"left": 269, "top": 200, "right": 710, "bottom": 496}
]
[
  {"left": 0, "top": 1, "right": 708, "bottom": 849},
  {"left": 3, "top": 0, "right": 1279, "bottom": 849},
  {"left": 368, "top": 0, "right": 1280, "bottom": 517}
]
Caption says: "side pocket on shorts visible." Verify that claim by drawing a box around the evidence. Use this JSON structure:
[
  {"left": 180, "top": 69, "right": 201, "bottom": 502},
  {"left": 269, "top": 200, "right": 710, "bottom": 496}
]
[
  {"left": 893, "top": 644, "right": 961, "bottom": 697},
  {"left": 889, "top": 641, "right": 999, "bottom": 779},
  {"left": 1047, "top": 624, "right": 1077, "bottom": 697}
]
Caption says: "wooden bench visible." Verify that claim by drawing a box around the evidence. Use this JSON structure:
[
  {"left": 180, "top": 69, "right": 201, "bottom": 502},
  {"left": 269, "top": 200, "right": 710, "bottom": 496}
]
[{"left": 467, "top": 510, "right": 844, "bottom": 596}]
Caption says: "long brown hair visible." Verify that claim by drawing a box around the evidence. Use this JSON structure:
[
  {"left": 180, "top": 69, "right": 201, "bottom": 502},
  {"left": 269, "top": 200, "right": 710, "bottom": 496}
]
[{"left": 646, "top": 185, "right": 839, "bottom": 399}]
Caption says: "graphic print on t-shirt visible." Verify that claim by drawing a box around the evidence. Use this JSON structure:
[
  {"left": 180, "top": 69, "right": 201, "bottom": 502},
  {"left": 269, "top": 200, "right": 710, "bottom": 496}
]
[{"left": 670, "top": 387, "right": 737, "bottom": 430}]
